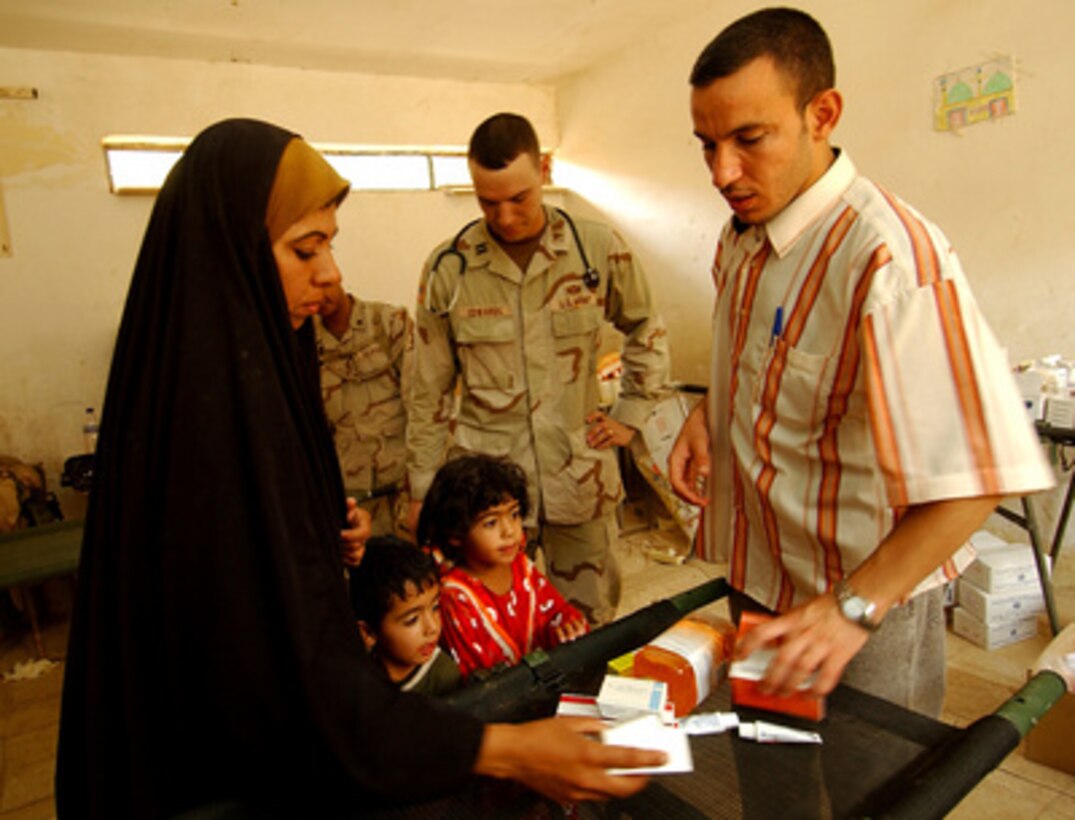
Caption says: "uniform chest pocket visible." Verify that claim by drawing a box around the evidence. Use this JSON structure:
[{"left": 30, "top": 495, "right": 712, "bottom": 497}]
[
  {"left": 551, "top": 306, "right": 603, "bottom": 338},
  {"left": 321, "top": 341, "right": 392, "bottom": 383},
  {"left": 454, "top": 313, "right": 520, "bottom": 391},
  {"left": 350, "top": 344, "right": 393, "bottom": 380}
]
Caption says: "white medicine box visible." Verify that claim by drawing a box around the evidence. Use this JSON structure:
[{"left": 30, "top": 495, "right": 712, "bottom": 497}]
[
  {"left": 961, "top": 544, "right": 1041, "bottom": 592},
  {"left": 957, "top": 578, "right": 1044, "bottom": 625},
  {"left": 952, "top": 606, "right": 1038, "bottom": 650}
]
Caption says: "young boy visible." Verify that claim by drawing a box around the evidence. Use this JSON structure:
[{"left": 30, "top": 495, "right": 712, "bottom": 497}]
[
  {"left": 417, "top": 455, "right": 589, "bottom": 680},
  {"left": 348, "top": 535, "right": 461, "bottom": 696}
]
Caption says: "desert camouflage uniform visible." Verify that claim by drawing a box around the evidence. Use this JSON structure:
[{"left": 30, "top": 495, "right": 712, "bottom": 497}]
[
  {"left": 317, "top": 295, "right": 411, "bottom": 537},
  {"left": 407, "top": 207, "right": 671, "bottom": 624}
]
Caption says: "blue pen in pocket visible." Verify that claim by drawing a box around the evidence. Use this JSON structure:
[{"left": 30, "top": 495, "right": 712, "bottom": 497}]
[{"left": 769, "top": 306, "right": 784, "bottom": 347}]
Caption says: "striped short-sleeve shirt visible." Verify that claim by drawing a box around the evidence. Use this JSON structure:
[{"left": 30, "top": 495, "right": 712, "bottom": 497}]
[{"left": 704, "top": 151, "right": 1053, "bottom": 613}]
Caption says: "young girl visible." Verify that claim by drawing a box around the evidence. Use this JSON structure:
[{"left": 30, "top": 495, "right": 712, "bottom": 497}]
[{"left": 416, "top": 454, "right": 589, "bottom": 679}]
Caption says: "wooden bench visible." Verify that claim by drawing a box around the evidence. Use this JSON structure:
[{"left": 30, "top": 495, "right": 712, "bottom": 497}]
[{"left": 0, "top": 519, "right": 83, "bottom": 656}]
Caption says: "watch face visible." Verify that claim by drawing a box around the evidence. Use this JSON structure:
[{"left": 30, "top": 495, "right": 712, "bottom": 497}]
[{"left": 842, "top": 597, "right": 867, "bottom": 621}]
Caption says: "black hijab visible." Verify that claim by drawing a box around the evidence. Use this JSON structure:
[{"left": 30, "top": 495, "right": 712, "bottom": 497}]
[{"left": 56, "top": 119, "right": 483, "bottom": 818}]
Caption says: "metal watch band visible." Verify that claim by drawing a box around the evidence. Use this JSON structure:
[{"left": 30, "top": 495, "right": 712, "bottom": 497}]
[{"left": 833, "top": 578, "right": 880, "bottom": 632}]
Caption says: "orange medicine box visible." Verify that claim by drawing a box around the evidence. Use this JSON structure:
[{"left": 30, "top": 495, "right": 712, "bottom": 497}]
[
  {"left": 632, "top": 617, "right": 735, "bottom": 717},
  {"left": 729, "top": 611, "right": 826, "bottom": 722}
]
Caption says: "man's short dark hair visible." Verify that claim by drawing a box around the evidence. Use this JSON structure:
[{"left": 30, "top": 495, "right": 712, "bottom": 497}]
[
  {"left": 349, "top": 536, "right": 439, "bottom": 628},
  {"left": 416, "top": 454, "right": 531, "bottom": 560},
  {"left": 468, "top": 112, "right": 541, "bottom": 170},
  {"left": 690, "top": 7, "right": 834, "bottom": 109}
]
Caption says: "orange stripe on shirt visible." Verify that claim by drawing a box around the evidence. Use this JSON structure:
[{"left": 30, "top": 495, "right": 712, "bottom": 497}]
[
  {"left": 726, "top": 243, "right": 769, "bottom": 589},
  {"left": 817, "top": 243, "right": 892, "bottom": 586},
  {"left": 933, "top": 279, "right": 1000, "bottom": 493},
  {"left": 752, "top": 207, "right": 857, "bottom": 610},
  {"left": 728, "top": 245, "right": 770, "bottom": 412},
  {"left": 863, "top": 313, "right": 909, "bottom": 507},
  {"left": 783, "top": 206, "right": 858, "bottom": 345},
  {"left": 881, "top": 188, "right": 940, "bottom": 287}
]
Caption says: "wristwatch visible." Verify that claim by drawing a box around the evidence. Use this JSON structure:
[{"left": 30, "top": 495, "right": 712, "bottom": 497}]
[{"left": 833, "top": 578, "right": 880, "bottom": 632}]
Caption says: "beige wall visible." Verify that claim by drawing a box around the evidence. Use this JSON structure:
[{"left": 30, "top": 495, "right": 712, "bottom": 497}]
[
  {"left": 556, "top": 0, "right": 1075, "bottom": 385},
  {"left": 0, "top": 46, "right": 555, "bottom": 509},
  {"left": 3, "top": 1, "right": 1074, "bottom": 509}
]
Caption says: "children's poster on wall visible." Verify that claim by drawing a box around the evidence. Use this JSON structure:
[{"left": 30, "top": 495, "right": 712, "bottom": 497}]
[{"left": 933, "top": 57, "right": 1016, "bottom": 132}]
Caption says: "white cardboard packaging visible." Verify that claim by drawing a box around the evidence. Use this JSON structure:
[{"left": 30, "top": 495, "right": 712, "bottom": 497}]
[
  {"left": 968, "top": 529, "right": 1011, "bottom": 553},
  {"left": 961, "top": 544, "right": 1042, "bottom": 592},
  {"left": 596, "top": 675, "right": 668, "bottom": 721},
  {"left": 1045, "top": 395, "right": 1075, "bottom": 429},
  {"left": 952, "top": 606, "right": 1038, "bottom": 650},
  {"left": 957, "top": 578, "right": 1044, "bottom": 625}
]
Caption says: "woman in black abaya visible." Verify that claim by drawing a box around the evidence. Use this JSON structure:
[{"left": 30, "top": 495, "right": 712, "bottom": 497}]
[{"left": 56, "top": 119, "right": 659, "bottom": 819}]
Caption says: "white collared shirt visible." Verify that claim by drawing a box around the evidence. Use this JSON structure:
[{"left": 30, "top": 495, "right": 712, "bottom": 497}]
[{"left": 704, "top": 151, "right": 1052, "bottom": 611}]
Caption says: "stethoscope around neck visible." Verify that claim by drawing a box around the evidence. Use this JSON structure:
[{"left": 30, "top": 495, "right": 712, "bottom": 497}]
[{"left": 425, "top": 207, "right": 600, "bottom": 317}]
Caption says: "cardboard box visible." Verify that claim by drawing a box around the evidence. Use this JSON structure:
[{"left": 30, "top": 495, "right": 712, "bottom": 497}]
[
  {"left": 1025, "top": 690, "right": 1075, "bottom": 775},
  {"left": 1045, "top": 395, "right": 1075, "bottom": 430},
  {"left": 968, "top": 529, "right": 1009, "bottom": 553},
  {"left": 957, "top": 578, "right": 1044, "bottom": 625},
  {"left": 961, "top": 544, "right": 1042, "bottom": 592},
  {"left": 729, "top": 612, "right": 825, "bottom": 721},
  {"left": 596, "top": 675, "right": 668, "bottom": 721},
  {"left": 951, "top": 606, "right": 1038, "bottom": 650}
]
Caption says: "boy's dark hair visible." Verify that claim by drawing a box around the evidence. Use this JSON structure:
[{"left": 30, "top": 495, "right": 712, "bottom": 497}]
[
  {"left": 689, "top": 7, "right": 834, "bottom": 110},
  {"left": 349, "top": 535, "right": 439, "bottom": 628},
  {"left": 468, "top": 112, "right": 541, "bottom": 171},
  {"left": 416, "top": 454, "right": 530, "bottom": 559}
]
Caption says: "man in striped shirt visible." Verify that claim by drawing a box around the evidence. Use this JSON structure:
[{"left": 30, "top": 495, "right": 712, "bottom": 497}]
[{"left": 669, "top": 7, "right": 1053, "bottom": 715}]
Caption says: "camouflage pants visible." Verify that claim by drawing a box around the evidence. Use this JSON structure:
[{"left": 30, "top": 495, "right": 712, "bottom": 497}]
[{"left": 539, "top": 513, "right": 621, "bottom": 627}]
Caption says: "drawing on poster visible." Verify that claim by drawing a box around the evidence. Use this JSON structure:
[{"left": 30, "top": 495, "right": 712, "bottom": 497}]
[{"left": 934, "top": 57, "right": 1016, "bottom": 132}]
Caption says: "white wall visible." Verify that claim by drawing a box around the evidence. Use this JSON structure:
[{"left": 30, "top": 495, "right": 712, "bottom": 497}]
[
  {"left": 0, "top": 46, "right": 555, "bottom": 510},
  {"left": 4, "top": 1, "right": 1075, "bottom": 511},
  {"left": 556, "top": 0, "right": 1075, "bottom": 386}
]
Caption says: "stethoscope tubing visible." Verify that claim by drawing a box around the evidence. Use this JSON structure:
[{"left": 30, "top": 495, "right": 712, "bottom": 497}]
[{"left": 426, "top": 207, "right": 599, "bottom": 317}]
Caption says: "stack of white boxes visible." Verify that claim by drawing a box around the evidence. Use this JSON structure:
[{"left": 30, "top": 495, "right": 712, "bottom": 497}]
[{"left": 952, "top": 531, "right": 1045, "bottom": 650}]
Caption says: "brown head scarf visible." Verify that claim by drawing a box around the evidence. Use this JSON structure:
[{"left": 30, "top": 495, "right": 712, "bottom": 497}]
[{"left": 265, "top": 137, "right": 350, "bottom": 243}]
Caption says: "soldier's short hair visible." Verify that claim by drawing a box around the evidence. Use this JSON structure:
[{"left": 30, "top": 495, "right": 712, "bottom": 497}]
[
  {"left": 690, "top": 7, "right": 834, "bottom": 110},
  {"left": 349, "top": 535, "right": 439, "bottom": 628},
  {"left": 417, "top": 454, "right": 531, "bottom": 561},
  {"left": 468, "top": 113, "right": 541, "bottom": 171}
]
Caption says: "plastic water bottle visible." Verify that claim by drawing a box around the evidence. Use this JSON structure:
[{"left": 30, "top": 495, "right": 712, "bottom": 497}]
[{"left": 83, "top": 407, "right": 99, "bottom": 453}]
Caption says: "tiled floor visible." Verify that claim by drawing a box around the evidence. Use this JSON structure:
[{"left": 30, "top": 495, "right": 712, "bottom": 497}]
[{"left": 1, "top": 516, "right": 1073, "bottom": 818}]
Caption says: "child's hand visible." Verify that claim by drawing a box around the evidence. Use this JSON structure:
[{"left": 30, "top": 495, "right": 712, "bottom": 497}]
[{"left": 555, "top": 616, "right": 589, "bottom": 644}]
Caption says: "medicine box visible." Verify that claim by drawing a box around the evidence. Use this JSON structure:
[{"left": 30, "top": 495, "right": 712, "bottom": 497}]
[
  {"left": 956, "top": 579, "right": 1044, "bottom": 626},
  {"left": 729, "top": 611, "right": 825, "bottom": 721},
  {"left": 968, "top": 529, "right": 1010, "bottom": 553},
  {"left": 951, "top": 606, "right": 1038, "bottom": 650},
  {"left": 1045, "top": 395, "right": 1075, "bottom": 429},
  {"left": 961, "top": 544, "right": 1041, "bottom": 592},
  {"left": 596, "top": 675, "right": 668, "bottom": 721}
]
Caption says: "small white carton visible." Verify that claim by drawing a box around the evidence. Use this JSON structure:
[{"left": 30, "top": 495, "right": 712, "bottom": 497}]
[
  {"left": 952, "top": 606, "right": 1038, "bottom": 650},
  {"left": 961, "top": 544, "right": 1042, "bottom": 592},
  {"left": 596, "top": 675, "right": 668, "bottom": 721},
  {"left": 1045, "top": 395, "right": 1075, "bottom": 430},
  {"left": 957, "top": 578, "right": 1044, "bottom": 625},
  {"left": 968, "top": 530, "right": 1010, "bottom": 553}
]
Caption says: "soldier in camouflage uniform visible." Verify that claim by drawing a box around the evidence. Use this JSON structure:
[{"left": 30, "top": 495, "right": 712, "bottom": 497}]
[
  {"left": 406, "top": 113, "right": 671, "bottom": 625},
  {"left": 317, "top": 281, "right": 411, "bottom": 542}
]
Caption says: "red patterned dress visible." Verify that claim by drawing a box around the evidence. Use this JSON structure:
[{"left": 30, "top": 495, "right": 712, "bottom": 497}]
[{"left": 439, "top": 552, "right": 587, "bottom": 679}]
